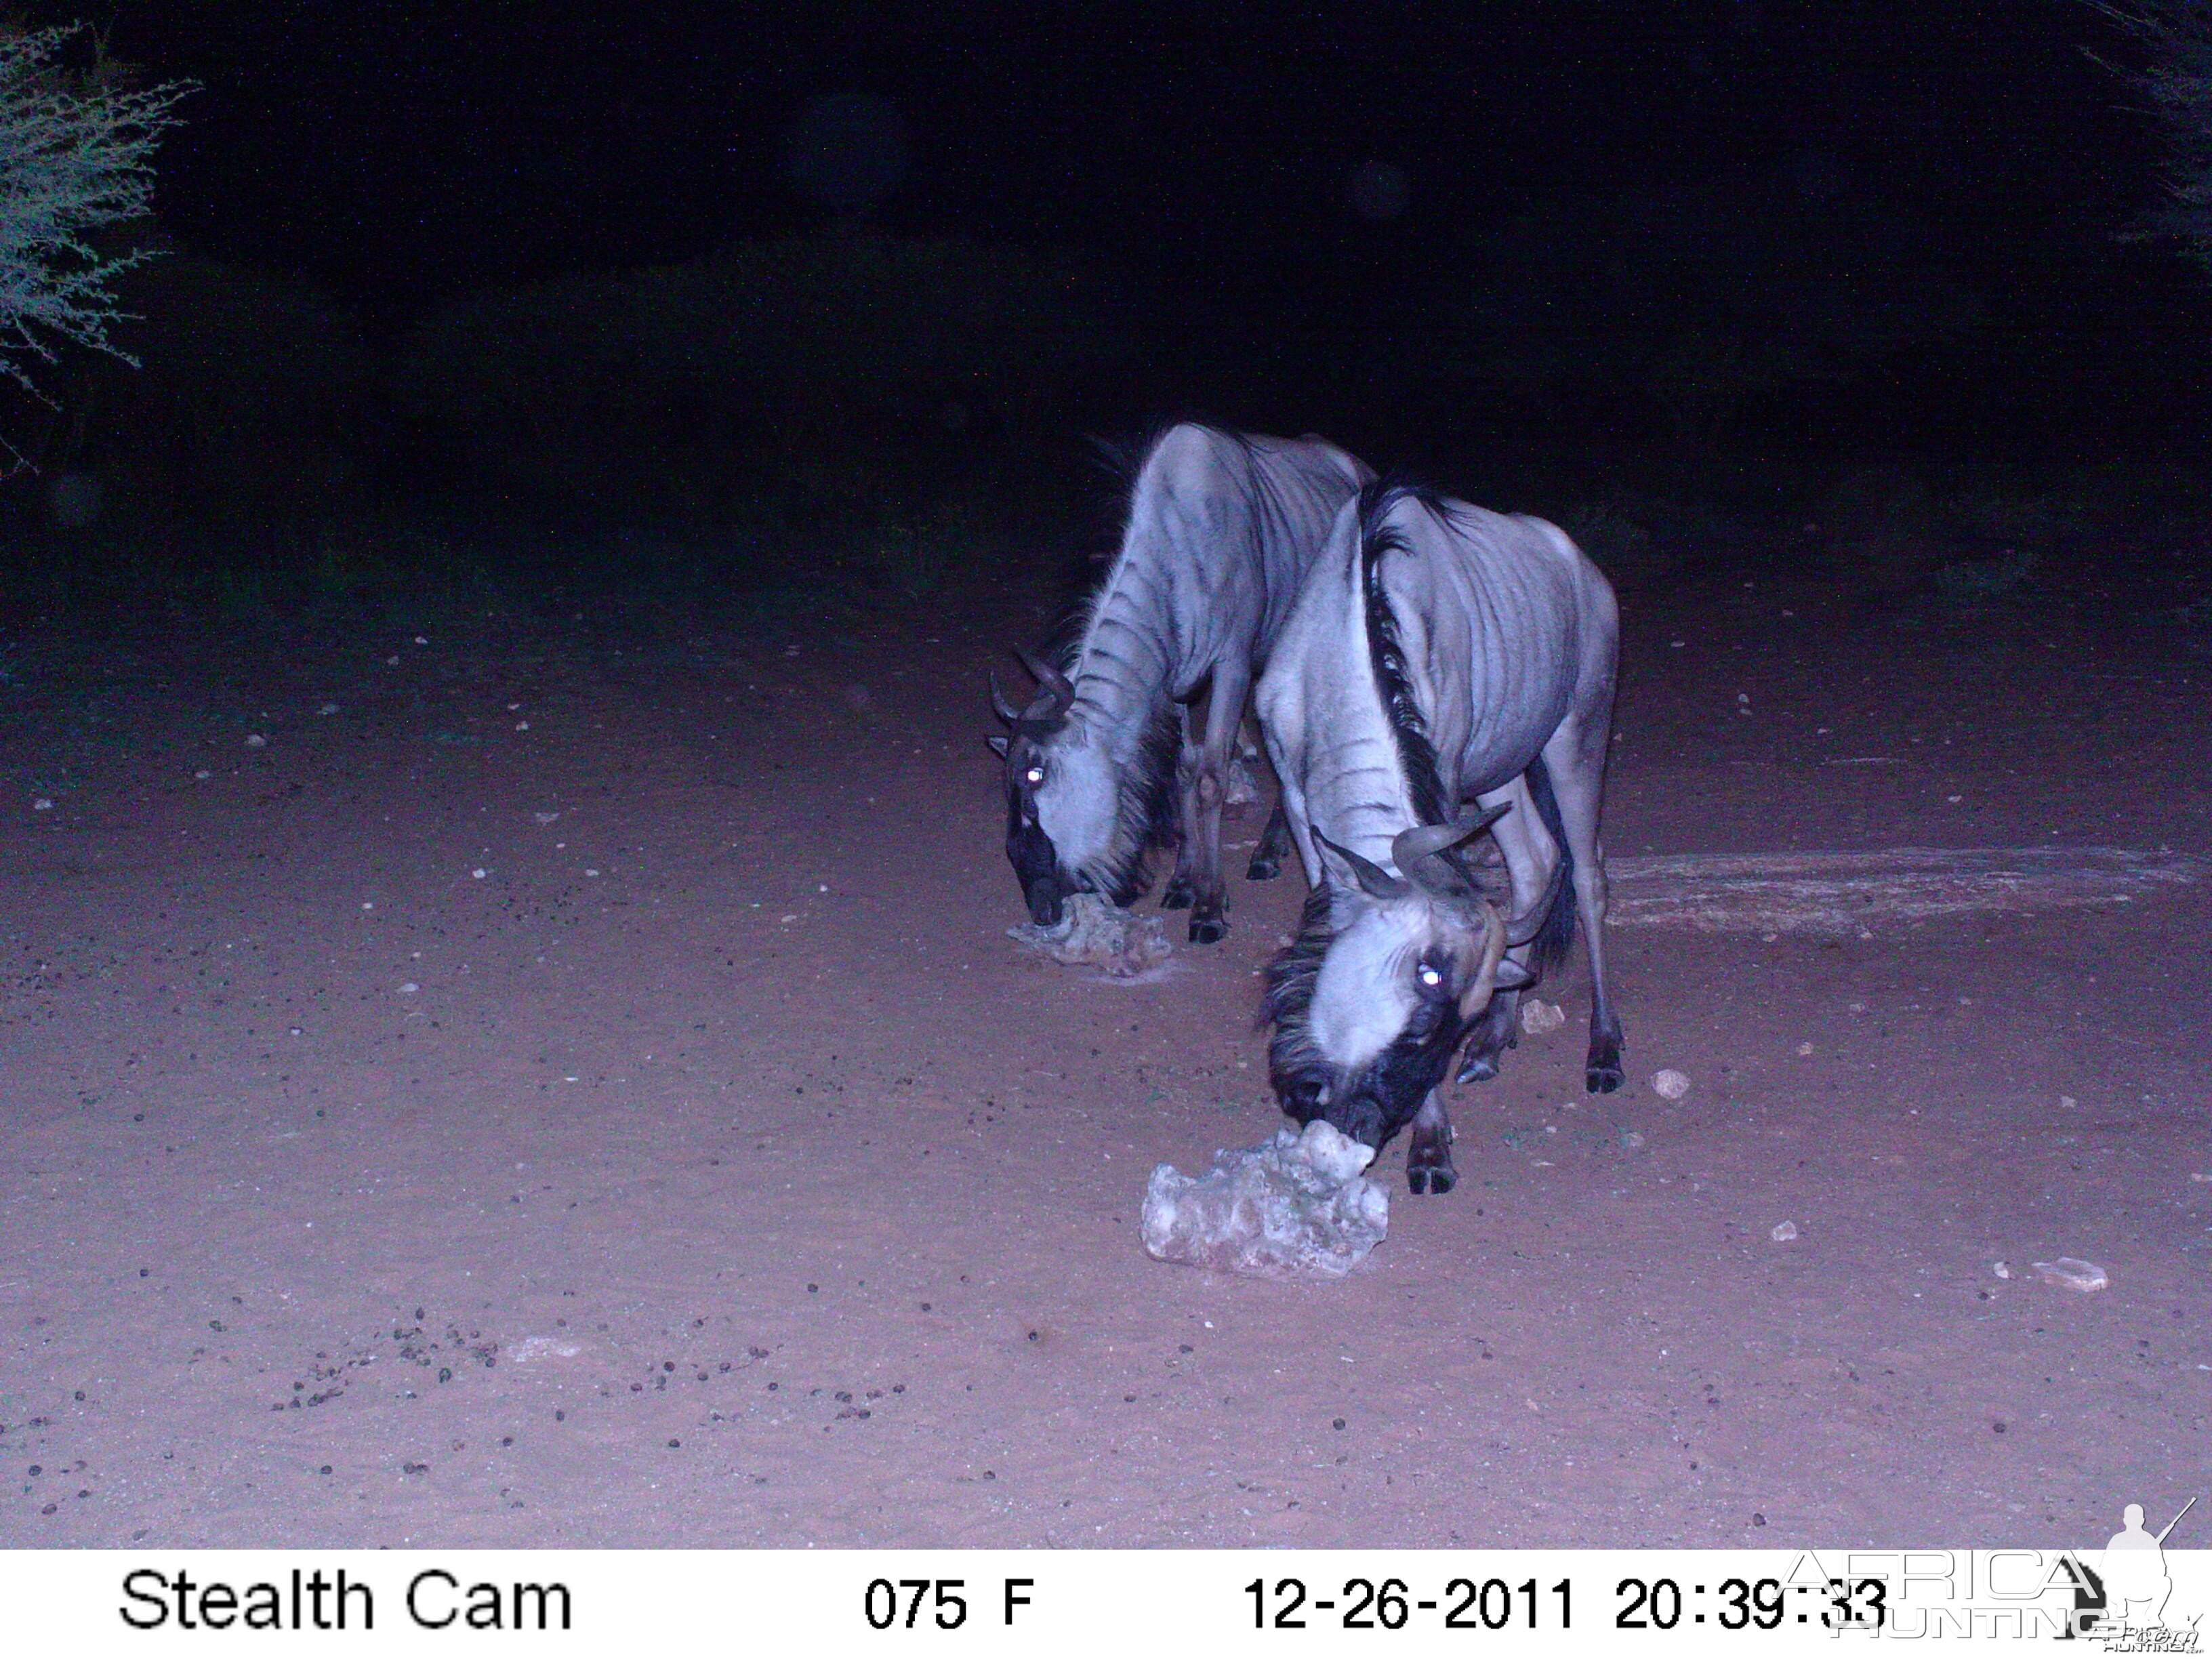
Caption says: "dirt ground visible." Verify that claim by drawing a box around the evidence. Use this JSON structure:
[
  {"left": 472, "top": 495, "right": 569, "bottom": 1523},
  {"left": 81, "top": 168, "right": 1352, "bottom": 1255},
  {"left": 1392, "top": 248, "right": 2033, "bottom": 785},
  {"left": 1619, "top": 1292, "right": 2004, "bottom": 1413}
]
[{"left": 2, "top": 549, "right": 2207, "bottom": 1549}]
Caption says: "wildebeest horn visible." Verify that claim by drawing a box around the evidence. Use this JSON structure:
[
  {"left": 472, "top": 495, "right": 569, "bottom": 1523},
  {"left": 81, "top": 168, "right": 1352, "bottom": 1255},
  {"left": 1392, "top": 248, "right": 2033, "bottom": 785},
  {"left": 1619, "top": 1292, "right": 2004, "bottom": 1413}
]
[
  {"left": 1391, "top": 802, "right": 1511, "bottom": 900},
  {"left": 1312, "top": 830, "right": 1408, "bottom": 901},
  {"left": 1503, "top": 856, "right": 1567, "bottom": 946},
  {"left": 1017, "top": 649, "right": 1074, "bottom": 715},
  {"left": 989, "top": 671, "right": 1025, "bottom": 726}
]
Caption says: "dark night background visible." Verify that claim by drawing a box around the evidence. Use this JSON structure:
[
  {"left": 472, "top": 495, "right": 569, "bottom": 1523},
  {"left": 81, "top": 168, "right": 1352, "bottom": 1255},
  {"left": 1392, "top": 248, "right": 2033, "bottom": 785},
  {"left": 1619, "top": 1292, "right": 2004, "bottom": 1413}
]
[{"left": 5, "top": 0, "right": 2208, "bottom": 616}]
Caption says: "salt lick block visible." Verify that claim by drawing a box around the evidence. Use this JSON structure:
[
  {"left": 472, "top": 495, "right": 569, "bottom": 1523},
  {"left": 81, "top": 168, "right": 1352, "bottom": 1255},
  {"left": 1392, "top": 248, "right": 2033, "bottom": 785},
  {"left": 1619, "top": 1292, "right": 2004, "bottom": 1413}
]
[
  {"left": 1006, "top": 890, "right": 1172, "bottom": 979},
  {"left": 1140, "top": 1120, "right": 1389, "bottom": 1279}
]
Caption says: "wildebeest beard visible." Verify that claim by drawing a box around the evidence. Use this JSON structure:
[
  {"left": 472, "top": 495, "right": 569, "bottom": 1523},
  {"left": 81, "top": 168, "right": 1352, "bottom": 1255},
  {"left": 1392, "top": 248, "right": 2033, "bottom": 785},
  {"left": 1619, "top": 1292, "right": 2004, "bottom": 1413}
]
[{"left": 1261, "top": 884, "right": 1471, "bottom": 1149}]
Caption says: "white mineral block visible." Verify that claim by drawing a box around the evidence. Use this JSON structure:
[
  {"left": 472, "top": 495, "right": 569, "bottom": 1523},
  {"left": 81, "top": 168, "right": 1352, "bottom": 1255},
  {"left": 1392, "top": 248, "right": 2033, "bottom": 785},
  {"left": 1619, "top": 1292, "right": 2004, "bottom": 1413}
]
[
  {"left": 1007, "top": 891, "right": 1172, "bottom": 979},
  {"left": 1140, "top": 1120, "right": 1389, "bottom": 1280},
  {"left": 1223, "top": 751, "right": 1263, "bottom": 808}
]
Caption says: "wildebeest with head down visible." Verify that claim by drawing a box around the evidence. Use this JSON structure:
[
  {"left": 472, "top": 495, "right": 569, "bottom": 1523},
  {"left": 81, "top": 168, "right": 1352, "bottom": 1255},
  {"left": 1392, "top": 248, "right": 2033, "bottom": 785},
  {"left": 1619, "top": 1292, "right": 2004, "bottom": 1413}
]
[
  {"left": 991, "top": 424, "right": 1372, "bottom": 943},
  {"left": 1255, "top": 478, "right": 1624, "bottom": 1193}
]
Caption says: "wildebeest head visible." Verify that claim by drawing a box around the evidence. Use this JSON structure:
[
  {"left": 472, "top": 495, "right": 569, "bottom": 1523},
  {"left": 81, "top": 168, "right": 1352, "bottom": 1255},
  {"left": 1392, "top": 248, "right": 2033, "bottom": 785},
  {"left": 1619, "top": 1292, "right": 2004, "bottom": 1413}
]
[
  {"left": 1265, "top": 808, "right": 1549, "bottom": 1148},
  {"left": 988, "top": 652, "right": 1117, "bottom": 926}
]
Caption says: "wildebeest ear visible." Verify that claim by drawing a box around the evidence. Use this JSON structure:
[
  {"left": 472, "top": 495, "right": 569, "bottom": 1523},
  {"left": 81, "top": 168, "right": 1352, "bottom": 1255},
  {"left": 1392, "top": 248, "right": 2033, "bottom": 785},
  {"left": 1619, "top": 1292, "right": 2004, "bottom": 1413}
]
[
  {"left": 1492, "top": 957, "right": 1536, "bottom": 991},
  {"left": 1312, "top": 829, "right": 1408, "bottom": 901},
  {"left": 987, "top": 735, "right": 1010, "bottom": 757}
]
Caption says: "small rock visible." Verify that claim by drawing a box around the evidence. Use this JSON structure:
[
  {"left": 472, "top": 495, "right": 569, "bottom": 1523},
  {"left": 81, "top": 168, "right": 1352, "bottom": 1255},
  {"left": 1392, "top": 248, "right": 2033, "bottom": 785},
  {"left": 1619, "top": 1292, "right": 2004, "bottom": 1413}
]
[
  {"left": 1770, "top": 1221, "right": 1799, "bottom": 1243},
  {"left": 245, "top": 734, "right": 267, "bottom": 748},
  {"left": 1994, "top": 1261, "right": 2011, "bottom": 1279},
  {"left": 508, "top": 1336, "right": 584, "bottom": 1364},
  {"left": 398, "top": 983, "right": 419, "bottom": 994},
  {"left": 31, "top": 798, "right": 52, "bottom": 811},
  {"left": 2192, "top": 1172, "right": 2211, "bottom": 1185},
  {"left": 317, "top": 702, "right": 340, "bottom": 716},
  {"left": 1652, "top": 1069, "right": 1692, "bottom": 1101},
  {"left": 2060, "top": 1095, "right": 2078, "bottom": 1109},
  {"left": 1795, "top": 1041, "right": 1814, "bottom": 1057},
  {"left": 2032, "top": 1258, "right": 2108, "bottom": 1293},
  {"left": 1519, "top": 999, "right": 1567, "bottom": 1036},
  {"left": 472, "top": 867, "right": 487, "bottom": 879},
  {"left": 1620, "top": 1130, "right": 1646, "bottom": 1150},
  {"left": 533, "top": 812, "right": 560, "bottom": 825}
]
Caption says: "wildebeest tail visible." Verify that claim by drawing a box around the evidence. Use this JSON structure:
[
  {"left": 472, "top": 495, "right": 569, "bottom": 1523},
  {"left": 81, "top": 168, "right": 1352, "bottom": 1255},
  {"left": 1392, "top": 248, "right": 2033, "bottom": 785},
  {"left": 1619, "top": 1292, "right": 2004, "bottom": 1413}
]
[{"left": 1521, "top": 754, "right": 1577, "bottom": 983}]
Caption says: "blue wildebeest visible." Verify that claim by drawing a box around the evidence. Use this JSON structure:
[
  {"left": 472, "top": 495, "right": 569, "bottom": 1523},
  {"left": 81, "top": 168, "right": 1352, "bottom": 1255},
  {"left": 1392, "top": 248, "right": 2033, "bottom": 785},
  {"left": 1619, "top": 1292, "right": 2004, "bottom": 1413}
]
[
  {"left": 1255, "top": 479, "right": 1624, "bottom": 1193},
  {"left": 991, "top": 424, "right": 1372, "bottom": 943}
]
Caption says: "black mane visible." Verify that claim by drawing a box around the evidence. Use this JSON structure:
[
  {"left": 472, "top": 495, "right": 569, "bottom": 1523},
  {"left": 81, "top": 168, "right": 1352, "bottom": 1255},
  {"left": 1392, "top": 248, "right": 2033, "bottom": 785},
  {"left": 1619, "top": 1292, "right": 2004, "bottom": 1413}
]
[
  {"left": 1357, "top": 476, "right": 1475, "bottom": 865},
  {"left": 1261, "top": 882, "right": 1335, "bottom": 1120},
  {"left": 1094, "top": 695, "right": 1183, "bottom": 905}
]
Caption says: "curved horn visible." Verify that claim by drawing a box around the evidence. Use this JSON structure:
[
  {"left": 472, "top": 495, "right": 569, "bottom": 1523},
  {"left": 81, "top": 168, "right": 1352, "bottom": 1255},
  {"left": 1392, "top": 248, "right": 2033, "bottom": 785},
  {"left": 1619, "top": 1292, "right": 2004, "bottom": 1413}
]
[
  {"left": 1016, "top": 649, "right": 1074, "bottom": 714},
  {"left": 1391, "top": 802, "right": 1511, "bottom": 872},
  {"left": 1312, "top": 830, "right": 1408, "bottom": 902},
  {"left": 989, "top": 671, "right": 1025, "bottom": 726},
  {"left": 1391, "top": 802, "right": 1514, "bottom": 900},
  {"left": 1502, "top": 856, "right": 1568, "bottom": 946}
]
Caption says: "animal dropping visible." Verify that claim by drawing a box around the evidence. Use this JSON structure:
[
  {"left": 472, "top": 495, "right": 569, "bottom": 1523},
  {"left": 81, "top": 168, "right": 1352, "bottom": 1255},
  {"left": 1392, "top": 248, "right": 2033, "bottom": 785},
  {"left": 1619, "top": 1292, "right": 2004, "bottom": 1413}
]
[
  {"left": 2031, "top": 1257, "right": 2109, "bottom": 1293},
  {"left": 1141, "top": 1120, "right": 1389, "bottom": 1279},
  {"left": 1006, "top": 891, "right": 1171, "bottom": 979}
]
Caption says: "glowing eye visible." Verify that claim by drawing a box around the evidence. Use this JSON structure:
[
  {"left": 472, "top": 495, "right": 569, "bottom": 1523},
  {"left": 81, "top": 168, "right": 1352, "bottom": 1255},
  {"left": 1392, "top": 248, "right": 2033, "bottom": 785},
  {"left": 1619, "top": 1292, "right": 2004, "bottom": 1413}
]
[
  {"left": 1025, "top": 767, "right": 1044, "bottom": 785},
  {"left": 1417, "top": 964, "right": 1443, "bottom": 988}
]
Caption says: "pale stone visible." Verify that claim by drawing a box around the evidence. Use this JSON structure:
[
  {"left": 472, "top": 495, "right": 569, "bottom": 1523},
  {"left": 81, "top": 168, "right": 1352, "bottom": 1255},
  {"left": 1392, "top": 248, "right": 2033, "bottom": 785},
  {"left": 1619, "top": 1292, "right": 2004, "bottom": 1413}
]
[
  {"left": 1008, "top": 891, "right": 1171, "bottom": 979},
  {"left": 2031, "top": 1257, "right": 2108, "bottom": 1292},
  {"left": 1141, "top": 1120, "right": 1389, "bottom": 1280}
]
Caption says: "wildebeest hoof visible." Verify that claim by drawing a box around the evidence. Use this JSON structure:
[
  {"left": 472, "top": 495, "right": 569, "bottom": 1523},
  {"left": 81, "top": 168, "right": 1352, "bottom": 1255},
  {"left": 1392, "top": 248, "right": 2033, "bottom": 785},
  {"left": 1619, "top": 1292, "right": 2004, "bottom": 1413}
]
[
  {"left": 1245, "top": 854, "right": 1282, "bottom": 882},
  {"left": 1160, "top": 879, "right": 1195, "bottom": 910},
  {"left": 1406, "top": 1156, "right": 1456, "bottom": 1195},
  {"left": 1586, "top": 1061, "right": 1625, "bottom": 1094},
  {"left": 1456, "top": 1052, "right": 1500, "bottom": 1084},
  {"left": 1187, "top": 913, "right": 1227, "bottom": 945}
]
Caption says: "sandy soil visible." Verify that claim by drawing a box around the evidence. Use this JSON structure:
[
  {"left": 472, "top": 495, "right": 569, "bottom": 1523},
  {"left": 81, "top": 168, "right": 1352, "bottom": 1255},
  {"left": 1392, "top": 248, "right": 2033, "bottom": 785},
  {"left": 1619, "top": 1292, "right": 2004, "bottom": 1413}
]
[{"left": 1, "top": 554, "right": 2207, "bottom": 1549}]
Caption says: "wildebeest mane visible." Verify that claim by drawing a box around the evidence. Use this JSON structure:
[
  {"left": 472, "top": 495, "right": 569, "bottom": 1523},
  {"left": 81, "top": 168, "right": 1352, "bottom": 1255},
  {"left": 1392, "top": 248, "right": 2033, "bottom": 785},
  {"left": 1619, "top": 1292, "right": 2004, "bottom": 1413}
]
[
  {"left": 1094, "top": 696, "right": 1183, "bottom": 903},
  {"left": 1261, "top": 881, "right": 1335, "bottom": 1118},
  {"left": 1357, "top": 476, "right": 1479, "bottom": 880}
]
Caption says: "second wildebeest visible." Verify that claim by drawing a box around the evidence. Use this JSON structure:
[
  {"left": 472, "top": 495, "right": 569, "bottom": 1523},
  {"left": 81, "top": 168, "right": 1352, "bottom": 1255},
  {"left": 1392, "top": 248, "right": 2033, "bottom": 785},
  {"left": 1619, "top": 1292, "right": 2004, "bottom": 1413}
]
[
  {"left": 1256, "top": 479, "right": 1624, "bottom": 1193},
  {"left": 992, "top": 424, "right": 1371, "bottom": 942}
]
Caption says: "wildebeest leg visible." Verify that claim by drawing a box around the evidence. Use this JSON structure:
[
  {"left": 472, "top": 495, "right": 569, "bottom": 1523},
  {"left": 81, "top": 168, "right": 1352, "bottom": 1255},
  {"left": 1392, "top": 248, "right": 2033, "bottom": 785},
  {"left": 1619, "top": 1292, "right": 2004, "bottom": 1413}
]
[
  {"left": 1183, "top": 660, "right": 1250, "bottom": 943},
  {"left": 1159, "top": 704, "right": 1199, "bottom": 912},
  {"left": 1246, "top": 800, "right": 1293, "bottom": 881},
  {"left": 1405, "top": 1091, "right": 1456, "bottom": 1195},
  {"left": 1456, "top": 775, "right": 1560, "bottom": 1084},
  {"left": 1542, "top": 712, "right": 1624, "bottom": 1093}
]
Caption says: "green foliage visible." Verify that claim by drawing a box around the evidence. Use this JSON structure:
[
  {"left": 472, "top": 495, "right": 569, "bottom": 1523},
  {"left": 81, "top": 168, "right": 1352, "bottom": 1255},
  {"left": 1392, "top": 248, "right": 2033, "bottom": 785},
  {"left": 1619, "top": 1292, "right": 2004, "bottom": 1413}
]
[
  {"left": 0, "top": 23, "right": 192, "bottom": 422},
  {"left": 393, "top": 229, "right": 1122, "bottom": 518},
  {"left": 2092, "top": 3, "right": 2212, "bottom": 272},
  {"left": 1450, "top": 192, "right": 1983, "bottom": 449},
  {"left": 53, "top": 254, "right": 373, "bottom": 517}
]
